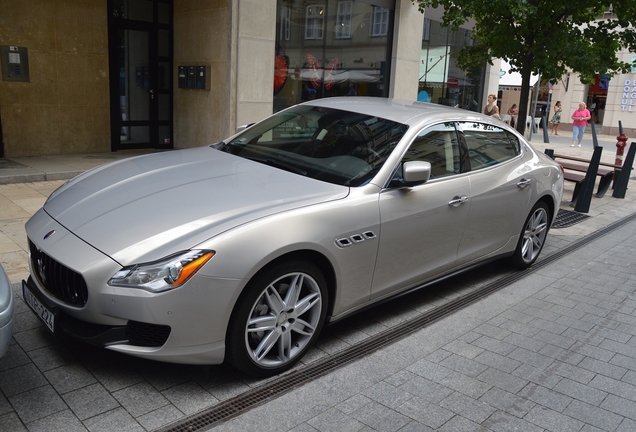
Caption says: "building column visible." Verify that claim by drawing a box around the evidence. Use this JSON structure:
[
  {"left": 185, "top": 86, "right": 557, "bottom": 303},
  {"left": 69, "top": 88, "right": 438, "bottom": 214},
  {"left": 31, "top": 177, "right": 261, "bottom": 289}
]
[{"left": 389, "top": 0, "right": 424, "bottom": 100}]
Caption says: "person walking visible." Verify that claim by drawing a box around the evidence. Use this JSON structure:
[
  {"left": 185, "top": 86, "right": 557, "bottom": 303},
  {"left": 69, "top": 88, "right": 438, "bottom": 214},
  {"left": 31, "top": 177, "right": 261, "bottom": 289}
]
[
  {"left": 550, "top": 101, "right": 562, "bottom": 135},
  {"left": 483, "top": 94, "right": 501, "bottom": 119},
  {"left": 507, "top": 104, "right": 518, "bottom": 128},
  {"left": 570, "top": 102, "right": 591, "bottom": 147}
]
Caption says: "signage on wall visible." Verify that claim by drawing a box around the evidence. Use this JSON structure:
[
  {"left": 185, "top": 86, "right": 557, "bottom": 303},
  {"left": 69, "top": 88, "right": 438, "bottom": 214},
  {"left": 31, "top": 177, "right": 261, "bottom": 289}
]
[{"left": 621, "top": 79, "right": 636, "bottom": 112}]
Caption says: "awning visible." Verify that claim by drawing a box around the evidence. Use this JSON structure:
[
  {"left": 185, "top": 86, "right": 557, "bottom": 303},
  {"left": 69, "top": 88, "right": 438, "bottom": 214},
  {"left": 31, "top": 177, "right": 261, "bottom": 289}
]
[{"left": 499, "top": 60, "right": 539, "bottom": 87}]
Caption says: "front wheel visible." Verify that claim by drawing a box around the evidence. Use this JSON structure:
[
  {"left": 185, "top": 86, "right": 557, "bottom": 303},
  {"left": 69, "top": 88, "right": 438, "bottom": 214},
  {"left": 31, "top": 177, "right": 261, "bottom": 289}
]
[
  {"left": 509, "top": 201, "right": 550, "bottom": 269},
  {"left": 226, "top": 259, "right": 327, "bottom": 377}
]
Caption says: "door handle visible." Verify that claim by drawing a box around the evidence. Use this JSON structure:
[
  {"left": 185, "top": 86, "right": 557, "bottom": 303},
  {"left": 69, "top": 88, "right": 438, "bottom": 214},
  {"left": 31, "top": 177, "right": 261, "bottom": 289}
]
[
  {"left": 517, "top": 178, "right": 532, "bottom": 188},
  {"left": 448, "top": 195, "right": 468, "bottom": 207},
  {"left": 149, "top": 88, "right": 155, "bottom": 100}
]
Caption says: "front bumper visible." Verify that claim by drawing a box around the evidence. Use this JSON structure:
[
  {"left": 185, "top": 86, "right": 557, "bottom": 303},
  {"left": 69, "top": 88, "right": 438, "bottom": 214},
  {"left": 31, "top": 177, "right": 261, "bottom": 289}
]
[{"left": 25, "top": 210, "right": 246, "bottom": 365}]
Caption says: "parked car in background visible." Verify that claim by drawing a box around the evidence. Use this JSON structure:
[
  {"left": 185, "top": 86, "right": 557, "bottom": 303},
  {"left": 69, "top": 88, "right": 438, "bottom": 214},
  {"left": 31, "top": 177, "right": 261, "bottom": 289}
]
[
  {"left": 0, "top": 264, "right": 14, "bottom": 358},
  {"left": 23, "top": 97, "right": 563, "bottom": 376}
]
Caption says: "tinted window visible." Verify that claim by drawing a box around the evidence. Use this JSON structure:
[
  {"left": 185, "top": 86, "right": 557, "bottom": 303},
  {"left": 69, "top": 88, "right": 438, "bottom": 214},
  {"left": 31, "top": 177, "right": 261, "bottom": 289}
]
[
  {"left": 402, "top": 122, "right": 459, "bottom": 178},
  {"left": 458, "top": 122, "right": 520, "bottom": 171}
]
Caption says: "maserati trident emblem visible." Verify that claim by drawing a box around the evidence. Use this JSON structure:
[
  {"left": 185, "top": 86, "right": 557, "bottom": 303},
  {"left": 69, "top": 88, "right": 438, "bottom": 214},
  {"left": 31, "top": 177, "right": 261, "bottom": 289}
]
[{"left": 43, "top": 230, "right": 56, "bottom": 240}]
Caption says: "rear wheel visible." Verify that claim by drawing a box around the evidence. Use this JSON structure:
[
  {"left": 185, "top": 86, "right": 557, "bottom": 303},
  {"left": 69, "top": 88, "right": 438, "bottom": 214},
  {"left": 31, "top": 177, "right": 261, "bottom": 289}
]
[
  {"left": 509, "top": 201, "right": 549, "bottom": 269},
  {"left": 226, "top": 259, "right": 327, "bottom": 377}
]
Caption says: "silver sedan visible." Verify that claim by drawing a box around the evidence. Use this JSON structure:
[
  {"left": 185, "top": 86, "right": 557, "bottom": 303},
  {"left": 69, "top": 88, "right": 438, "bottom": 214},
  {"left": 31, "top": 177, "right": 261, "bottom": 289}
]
[
  {"left": 0, "top": 264, "right": 14, "bottom": 358},
  {"left": 23, "top": 97, "right": 563, "bottom": 376}
]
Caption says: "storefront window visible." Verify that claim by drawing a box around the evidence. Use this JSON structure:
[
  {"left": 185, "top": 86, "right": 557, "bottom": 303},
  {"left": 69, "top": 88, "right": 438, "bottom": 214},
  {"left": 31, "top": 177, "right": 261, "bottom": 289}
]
[
  {"left": 418, "top": 17, "right": 483, "bottom": 112},
  {"left": 274, "top": 0, "right": 394, "bottom": 112}
]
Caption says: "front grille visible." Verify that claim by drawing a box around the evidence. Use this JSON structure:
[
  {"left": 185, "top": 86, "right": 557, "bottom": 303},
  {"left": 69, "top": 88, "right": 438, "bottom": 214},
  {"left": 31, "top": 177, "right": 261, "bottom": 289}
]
[
  {"left": 29, "top": 239, "right": 89, "bottom": 306},
  {"left": 126, "top": 320, "right": 171, "bottom": 347}
]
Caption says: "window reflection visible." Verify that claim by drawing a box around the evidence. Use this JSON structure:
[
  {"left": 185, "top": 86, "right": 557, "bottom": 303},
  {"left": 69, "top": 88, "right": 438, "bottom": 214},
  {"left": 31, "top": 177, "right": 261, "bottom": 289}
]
[
  {"left": 274, "top": 1, "right": 393, "bottom": 111},
  {"left": 418, "top": 15, "right": 482, "bottom": 112}
]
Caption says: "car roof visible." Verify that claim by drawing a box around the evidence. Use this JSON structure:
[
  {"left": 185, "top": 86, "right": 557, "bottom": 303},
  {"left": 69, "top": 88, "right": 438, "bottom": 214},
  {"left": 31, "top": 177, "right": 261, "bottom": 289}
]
[{"left": 300, "top": 97, "right": 487, "bottom": 126}]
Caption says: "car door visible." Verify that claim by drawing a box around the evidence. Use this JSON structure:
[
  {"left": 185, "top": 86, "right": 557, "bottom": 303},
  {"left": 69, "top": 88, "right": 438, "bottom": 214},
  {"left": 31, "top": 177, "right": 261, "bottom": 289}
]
[
  {"left": 455, "top": 121, "right": 533, "bottom": 264},
  {"left": 372, "top": 122, "right": 471, "bottom": 299}
]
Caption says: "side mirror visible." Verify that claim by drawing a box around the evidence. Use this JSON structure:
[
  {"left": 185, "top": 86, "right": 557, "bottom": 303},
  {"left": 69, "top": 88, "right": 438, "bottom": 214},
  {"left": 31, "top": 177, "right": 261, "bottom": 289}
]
[
  {"left": 236, "top": 123, "right": 255, "bottom": 133},
  {"left": 402, "top": 161, "right": 431, "bottom": 186}
]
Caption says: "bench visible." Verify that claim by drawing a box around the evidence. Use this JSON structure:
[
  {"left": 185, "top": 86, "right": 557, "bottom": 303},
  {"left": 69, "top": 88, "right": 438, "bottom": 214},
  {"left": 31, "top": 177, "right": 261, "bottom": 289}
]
[{"left": 551, "top": 152, "right": 617, "bottom": 199}]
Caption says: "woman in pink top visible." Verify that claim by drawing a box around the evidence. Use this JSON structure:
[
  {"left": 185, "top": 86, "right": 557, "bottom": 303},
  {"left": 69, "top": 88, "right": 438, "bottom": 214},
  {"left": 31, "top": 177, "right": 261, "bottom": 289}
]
[{"left": 570, "top": 102, "right": 592, "bottom": 147}]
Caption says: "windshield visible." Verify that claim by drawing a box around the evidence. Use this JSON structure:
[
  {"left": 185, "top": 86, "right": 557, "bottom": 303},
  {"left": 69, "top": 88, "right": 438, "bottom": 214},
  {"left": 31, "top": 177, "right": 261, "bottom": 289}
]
[{"left": 217, "top": 105, "right": 408, "bottom": 187}]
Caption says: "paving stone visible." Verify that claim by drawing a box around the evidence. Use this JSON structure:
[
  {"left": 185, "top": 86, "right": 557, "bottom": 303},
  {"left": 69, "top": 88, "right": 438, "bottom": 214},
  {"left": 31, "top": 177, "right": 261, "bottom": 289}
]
[
  {"left": 0, "top": 363, "right": 47, "bottom": 397},
  {"left": 553, "top": 377, "right": 608, "bottom": 406},
  {"left": 437, "top": 415, "right": 488, "bottom": 431},
  {"left": 0, "top": 412, "right": 28, "bottom": 432},
  {"left": 477, "top": 367, "right": 528, "bottom": 394},
  {"left": 439, "top": 391, "right": 494, "bottom": 424},
  {"left": 82, "top": 407, "right": 145, "bottom": 432},
  {"left": 25, "top": 409, "right": 87, "bottom": 432},
  {"left": 563, "top": 399, "right": 623, "bottom": 431},
  {"left": 512, "top": 363, "right": 562, "bottom": 389},
  {"left": 481, "top": 410, "right": 543, "bottom": 432},
  {"left": 112, "top": 381, "right": 170, "bottom": 418},
  {"left": 336, "top": 394, "right": 372, "bottom": 415},
  {"left": 27, "top": 344, "right": 77, "bottom": 372},
  {"left": 474, "top": 350, "right": 521, "bottom": 373},
  {"left": 398, "top": 376, "right": 453, "bottom": 404},
  {"left": 472, "top": 335, "right": 517, "bottom": 356},
  {"left": 580, "top": 356, "right": 627, "bottom": 380},
  {"left": 44, "top": 362, "right": 97, "bottom": 395},
  {"left": 479, "top": 386, "right": 535, "bottom": 418},
  {"left": 62, "top": 383, "right": 120, "bottom": 421},
  {"left": 518, "top": 382, "right": 573, "bottom": 412},
  {"left": 162, "top": 381, "right": 219, "bottom": 415},
  {"left": 360, "top": 381, "right": 413, "bottom": 409},
  {"left": 350, "top": 401, "right": 410, "bottom": 431},
  {"left": 8, "top": 385, "right": 67, "bottom": 424},
  {"left": 306, "top": 407, "right": 364, "bottom": 432},
  {"left": 439, "top": 371, "right": 492, "bottom": 399},
  {"left": 524, "top": 405, "right": 584, "bottom": 431},
  {"left": 136, "top": 404, "right": 184, "bottom": 431},
  {"left": 396, "top": 396, "right": 454, "bottom": 430},
  {"left": 430, "top": 346, "right": 485, "bottom": 375},
  {"left": 406, "top": 359, "right": 453, "bottom": 381}
]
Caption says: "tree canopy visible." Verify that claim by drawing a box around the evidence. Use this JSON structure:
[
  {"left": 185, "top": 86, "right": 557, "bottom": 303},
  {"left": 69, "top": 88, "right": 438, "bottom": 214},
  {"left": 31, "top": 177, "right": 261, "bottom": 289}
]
[{"left": 413, "top": 0, "right": 636, "bottom": 133}]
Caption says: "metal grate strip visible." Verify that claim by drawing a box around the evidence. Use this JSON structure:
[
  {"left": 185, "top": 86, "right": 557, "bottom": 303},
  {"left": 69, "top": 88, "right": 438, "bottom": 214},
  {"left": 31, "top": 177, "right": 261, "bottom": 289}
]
[
  {"left": 552, "top": 209, "right": 591, "bottom": 229},
  {"left": 158, "top": 211, "right": 636, "bottom": 432}
]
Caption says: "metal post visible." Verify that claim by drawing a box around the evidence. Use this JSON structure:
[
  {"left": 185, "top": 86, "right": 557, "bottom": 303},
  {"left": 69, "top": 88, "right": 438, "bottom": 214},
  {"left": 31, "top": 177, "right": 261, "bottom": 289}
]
[
  {"left": 542, "top": 116, "right": 549, "bottom": 143},
  {"left": 591, "top": 122, "right": 599, "bottom": 148},
  {"left": 616, "top": 120, "right": 627, "bottom": 167},
  {"left": 574, "top": 146, "right": 602, "bottom": 213},
  {"left": 613, "top": 142, "right": 636, "bottom": 199}
]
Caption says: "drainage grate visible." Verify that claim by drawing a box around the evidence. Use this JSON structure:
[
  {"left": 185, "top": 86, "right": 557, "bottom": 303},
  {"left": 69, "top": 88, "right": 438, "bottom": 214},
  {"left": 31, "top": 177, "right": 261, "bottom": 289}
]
[
  {"left": 158, "top": 211, "right": 636, "bottom": 432},
  {"left": 552, "top": 209, "right": 591, "bottom": 229}
]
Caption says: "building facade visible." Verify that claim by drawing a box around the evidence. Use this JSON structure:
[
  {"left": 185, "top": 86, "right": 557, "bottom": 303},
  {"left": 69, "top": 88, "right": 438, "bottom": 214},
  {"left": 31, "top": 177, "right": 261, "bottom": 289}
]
[{"left": 0, "top": 0, "right": 494, "bottom": 158}]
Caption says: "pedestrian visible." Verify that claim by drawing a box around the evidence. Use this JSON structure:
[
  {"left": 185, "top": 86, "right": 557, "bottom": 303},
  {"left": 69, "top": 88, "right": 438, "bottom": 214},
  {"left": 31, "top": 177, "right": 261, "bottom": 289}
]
[
  {"left": 484, "top": 94, "right": 501, "bottom": 119},
  {"left": 570, "top": 102, "right": 591, "bottom": 147},
  {"left": 507, "top": 104, "right": 518, "bottom": 128},
  {"left": 550, "top": 101, "right": 562, "bottom": 135}
]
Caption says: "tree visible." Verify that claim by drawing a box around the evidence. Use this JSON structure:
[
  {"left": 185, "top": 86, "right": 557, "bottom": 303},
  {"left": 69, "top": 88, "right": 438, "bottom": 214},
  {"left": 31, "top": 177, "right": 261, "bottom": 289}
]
[{"left": 413, "top": 0, "right": 636, "bottom": 134}]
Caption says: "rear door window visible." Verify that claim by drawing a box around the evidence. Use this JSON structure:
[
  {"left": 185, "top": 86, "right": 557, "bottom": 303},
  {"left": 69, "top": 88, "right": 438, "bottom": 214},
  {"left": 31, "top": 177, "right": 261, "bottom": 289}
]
[{"left": 457, "top": 122, "right": 520, "bottom": 171}]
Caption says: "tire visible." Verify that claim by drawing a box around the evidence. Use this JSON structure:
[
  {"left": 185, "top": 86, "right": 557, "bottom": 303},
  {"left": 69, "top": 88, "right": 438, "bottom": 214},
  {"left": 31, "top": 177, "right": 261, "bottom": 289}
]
[
  {"left": 509, "top": 201, "right": 550, "bottom": 269},
  {"left": 226, "top": 259, "right": 328, "bottom": 377}
]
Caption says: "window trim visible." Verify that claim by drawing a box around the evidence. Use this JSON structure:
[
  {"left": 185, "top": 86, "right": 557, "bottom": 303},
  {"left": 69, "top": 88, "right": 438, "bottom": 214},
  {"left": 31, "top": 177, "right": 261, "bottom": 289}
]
[
  {"left": 335, "top": 1, "right": 353, "bottom": 39},
  {"left": 371, "top": 6, "right": 389, "bottom": 37},
  {"left": 305, "top": 4, "right": 325, "bottom": 40}
]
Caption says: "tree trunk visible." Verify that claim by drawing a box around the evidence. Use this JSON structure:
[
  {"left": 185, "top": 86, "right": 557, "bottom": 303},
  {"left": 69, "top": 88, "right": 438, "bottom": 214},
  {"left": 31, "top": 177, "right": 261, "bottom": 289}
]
[{"left": 515, "top": 55, "right": 535, "bottom": 137}]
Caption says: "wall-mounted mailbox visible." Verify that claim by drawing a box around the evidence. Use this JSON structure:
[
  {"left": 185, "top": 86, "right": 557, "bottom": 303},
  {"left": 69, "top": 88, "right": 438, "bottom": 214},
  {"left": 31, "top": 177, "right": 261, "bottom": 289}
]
[
  {"left": 178, "top": 66, "right": 187, "bottom": 89},
  {"left": 178, "top": 65, "right": 210, "bottom": 90},
  {"left": 196, "top": 66, "right": 210, "bottom": 90},
  {"left": 1, "top": 45, "right": 30, "bottom": 82}
]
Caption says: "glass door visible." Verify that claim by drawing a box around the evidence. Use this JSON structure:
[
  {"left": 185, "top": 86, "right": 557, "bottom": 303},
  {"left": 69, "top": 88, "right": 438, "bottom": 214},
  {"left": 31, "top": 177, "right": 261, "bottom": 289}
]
[{"left": 108, "top": 0, "right": 172, "bottom": 151}]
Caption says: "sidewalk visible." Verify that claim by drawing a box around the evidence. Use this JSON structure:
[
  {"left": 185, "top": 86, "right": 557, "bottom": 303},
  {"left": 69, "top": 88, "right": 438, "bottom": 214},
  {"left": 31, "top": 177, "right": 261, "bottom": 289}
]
[{"left": 2, "top": 132, "right": 636, "bottom": 431}]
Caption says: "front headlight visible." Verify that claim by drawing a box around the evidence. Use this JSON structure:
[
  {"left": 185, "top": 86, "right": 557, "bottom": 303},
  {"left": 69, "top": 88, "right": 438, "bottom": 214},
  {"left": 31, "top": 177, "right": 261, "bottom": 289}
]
[{"left": 108, "top": 250, "right": 215, "bottom": 293}]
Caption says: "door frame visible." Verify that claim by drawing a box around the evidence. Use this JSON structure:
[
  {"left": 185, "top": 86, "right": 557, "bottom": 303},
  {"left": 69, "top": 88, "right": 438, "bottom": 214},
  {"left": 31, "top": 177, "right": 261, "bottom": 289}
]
[{"left": 107, "top": 0, "right": 173, "bottom": 151}]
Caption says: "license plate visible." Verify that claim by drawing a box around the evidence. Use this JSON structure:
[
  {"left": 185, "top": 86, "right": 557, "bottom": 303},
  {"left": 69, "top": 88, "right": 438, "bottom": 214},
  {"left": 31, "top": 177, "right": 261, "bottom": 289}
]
[{"left": 22, "top": 281, "right": 55, "bottom": 333}]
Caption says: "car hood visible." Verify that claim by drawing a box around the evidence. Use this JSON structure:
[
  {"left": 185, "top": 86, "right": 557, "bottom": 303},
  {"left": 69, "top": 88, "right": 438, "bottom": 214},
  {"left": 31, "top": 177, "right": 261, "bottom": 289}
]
[{"left": 43, "top": 147, "right": 348, "bottom": 264}]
